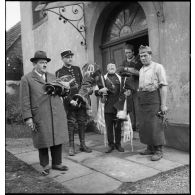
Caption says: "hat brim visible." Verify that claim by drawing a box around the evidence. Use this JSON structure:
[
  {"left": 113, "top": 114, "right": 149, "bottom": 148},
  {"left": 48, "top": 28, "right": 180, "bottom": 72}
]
[
  {"left": 30, "top": 57, "right": 51, "bottom": 62},
  {"left": 62, "top": 53, "right": 74, "bottom": 58}
]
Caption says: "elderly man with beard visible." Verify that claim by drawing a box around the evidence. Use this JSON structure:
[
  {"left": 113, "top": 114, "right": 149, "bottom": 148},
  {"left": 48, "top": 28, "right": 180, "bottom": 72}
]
[
  {"left": 95, "top": 63, "right": 124, "bottom": 153},
  {"left": 138, "top": 45, "right": 168, "bottom": 161}
]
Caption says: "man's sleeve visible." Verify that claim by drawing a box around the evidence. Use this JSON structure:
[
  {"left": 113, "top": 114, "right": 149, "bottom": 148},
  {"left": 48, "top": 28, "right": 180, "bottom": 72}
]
[
  {"left": 20, "top": 76, "right": 32, "bottom": 120},
  {"left": 55, "top": 70, "right": 59, "bottom": 78},
  {"left": 116, "top": 61, "right": 125, "bottom": 75},
  {"left": 134, "top": 55, "right": 143, "bottom": 71},
  {"left": 157, "top": 64, "right": 168, "bottom": 86},
  {"left": 77, "top": 66, "right": 83, "bottom": 89}
]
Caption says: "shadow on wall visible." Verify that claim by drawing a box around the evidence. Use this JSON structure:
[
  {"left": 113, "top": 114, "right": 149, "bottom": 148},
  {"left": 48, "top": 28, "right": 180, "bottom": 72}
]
[{"left": 165, "top": 123, "right": 189, "bottom": 152}]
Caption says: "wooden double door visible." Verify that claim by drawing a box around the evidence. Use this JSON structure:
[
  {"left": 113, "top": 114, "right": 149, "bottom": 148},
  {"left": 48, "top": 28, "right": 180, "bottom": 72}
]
[{"left": 101, "top": 34, "right": 149, "bottom": 74}]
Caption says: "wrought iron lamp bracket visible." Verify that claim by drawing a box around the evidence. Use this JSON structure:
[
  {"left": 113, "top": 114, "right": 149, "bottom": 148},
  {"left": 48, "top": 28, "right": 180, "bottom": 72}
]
[
  {"left": 153, "top": 2, "right": 165, "bottom": 23},
  {"left": 41, "top": 3, "right": 86, "bottom": 47}
]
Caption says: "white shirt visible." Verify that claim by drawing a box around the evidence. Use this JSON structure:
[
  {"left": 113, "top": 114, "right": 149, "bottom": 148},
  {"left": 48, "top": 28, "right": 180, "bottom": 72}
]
[
  {"left": 139, "top": 61, "right": 168, "bottom": 91},
  {"left": 34, "top": 69, "right": 46, "bottom": 81}
]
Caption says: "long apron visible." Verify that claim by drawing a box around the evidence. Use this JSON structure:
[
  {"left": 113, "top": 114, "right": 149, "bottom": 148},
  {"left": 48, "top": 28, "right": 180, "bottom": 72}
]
[{"left": 138, "top": 90, "right": 166, "bottom": 146}]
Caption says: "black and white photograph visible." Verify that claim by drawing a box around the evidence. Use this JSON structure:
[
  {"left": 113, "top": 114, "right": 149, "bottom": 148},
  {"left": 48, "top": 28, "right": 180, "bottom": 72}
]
[{"left": 5, "top": 1, "right": 190, "bottom": 194}]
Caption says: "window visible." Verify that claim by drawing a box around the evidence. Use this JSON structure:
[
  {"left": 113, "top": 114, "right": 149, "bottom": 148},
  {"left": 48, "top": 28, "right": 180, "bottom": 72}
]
[
  {"left": 32, "top": 1, "right": 47, "bottom": 28},
  {"left": 103, "top": 3, "right": 147, "bottom": 43}
]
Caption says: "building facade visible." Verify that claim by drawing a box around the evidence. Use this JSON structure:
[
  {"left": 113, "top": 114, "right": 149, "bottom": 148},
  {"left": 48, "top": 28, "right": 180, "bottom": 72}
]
[{"left": 20, "top": 1, "right": 190, "bottom": 151}]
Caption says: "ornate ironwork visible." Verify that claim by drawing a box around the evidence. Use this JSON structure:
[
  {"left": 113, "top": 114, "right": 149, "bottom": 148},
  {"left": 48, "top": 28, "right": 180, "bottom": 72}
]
[
  {"left": 41, "top": 3, "right": 86, "bottom": 47},
  {"left": 153, "top": 2, "right": 165, "bottom": 23}
]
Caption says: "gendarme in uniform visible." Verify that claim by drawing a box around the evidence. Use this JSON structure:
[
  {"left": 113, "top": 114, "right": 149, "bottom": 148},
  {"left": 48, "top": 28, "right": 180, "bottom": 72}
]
[{"left": 55, "top": 50, "right": 92, "bottom": 156}]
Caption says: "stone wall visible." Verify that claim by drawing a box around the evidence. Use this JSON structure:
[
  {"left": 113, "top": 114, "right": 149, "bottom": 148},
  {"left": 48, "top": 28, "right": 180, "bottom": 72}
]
[
  {"left": 159, "top": 2, "right": 190, "bottom": 124},
  {"left": 20, "top": 1, "right": 190, "bottom": 125}
]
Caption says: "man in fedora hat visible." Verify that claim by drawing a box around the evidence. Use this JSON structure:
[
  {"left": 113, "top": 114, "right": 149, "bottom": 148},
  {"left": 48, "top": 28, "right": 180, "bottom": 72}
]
[
  {"left": 138, "top": 45, "right": 168, "bottom": 161},
  {"left": 20, "top": 50, "right": 70, "bottom": 175},
  {"left": 56, "top": 49, "right": 92, "bottom": 156}
]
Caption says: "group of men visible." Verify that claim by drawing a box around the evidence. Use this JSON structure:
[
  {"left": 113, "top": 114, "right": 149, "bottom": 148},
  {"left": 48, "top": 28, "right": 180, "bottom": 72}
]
[{"left": 20, "top": 43, "right": 168, "bottom": 176}]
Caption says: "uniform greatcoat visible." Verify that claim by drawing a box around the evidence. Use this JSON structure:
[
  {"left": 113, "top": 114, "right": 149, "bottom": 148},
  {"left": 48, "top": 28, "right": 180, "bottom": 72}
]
[{"left": 20, "top": 70, "right": 69, "bottom": 149}]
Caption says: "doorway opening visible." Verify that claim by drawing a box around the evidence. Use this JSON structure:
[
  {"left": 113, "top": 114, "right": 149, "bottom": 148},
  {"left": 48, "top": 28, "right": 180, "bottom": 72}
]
[
  {"left": 100, "top": 2, "right": 148, "bottom": 73},
  {"left": 125, "top": 34, "right": 149, "bottom": 57}
]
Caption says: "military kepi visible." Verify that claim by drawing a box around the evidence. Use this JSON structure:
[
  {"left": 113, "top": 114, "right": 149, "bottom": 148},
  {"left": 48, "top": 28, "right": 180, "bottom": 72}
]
[
  {"left": 30, "top": 50, "right": 51, "bottom": 62},
  {"left": 61, "top": 50, "right": 74, "bottom": 58}
]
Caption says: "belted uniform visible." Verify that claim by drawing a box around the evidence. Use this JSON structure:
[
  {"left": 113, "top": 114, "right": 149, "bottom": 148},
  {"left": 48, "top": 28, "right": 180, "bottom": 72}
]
[{"left": 56, "top": 65, "right": 92, "bottom": 154}]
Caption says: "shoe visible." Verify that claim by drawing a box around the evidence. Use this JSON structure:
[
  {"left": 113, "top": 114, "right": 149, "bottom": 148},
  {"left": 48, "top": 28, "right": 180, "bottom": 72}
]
[
  {"left": 69, "top": 147, "right": 75, "bottom": 156},
  {"left": 139, "top": 149, "right": 154, "bottom": 155},
  {"left": 105, "top": 146, "right": 115, "bottom": 153},
  {"left": 151, "top": 151, "right": 163, "bottom": 161},
  {"left": 115, "top": 145, "right": 125, "bottom": 152},
  {"left": 52, "top": 164, "right": 69, "bottom": 171},
  {"left": 41, "top": 167, "right": 50, "bottom": 176},
  {"left": 80, "top": 145, "right": 92, "bottom": 153}
]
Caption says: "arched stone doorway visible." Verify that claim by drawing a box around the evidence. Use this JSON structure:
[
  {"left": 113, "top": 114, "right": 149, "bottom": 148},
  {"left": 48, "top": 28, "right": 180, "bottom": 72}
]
[
  {"left": 100, "top": 2, "right": 148, "bottom": 72},
  {"left": 91, "top": 2, "right": 159, "bottom": 114}
]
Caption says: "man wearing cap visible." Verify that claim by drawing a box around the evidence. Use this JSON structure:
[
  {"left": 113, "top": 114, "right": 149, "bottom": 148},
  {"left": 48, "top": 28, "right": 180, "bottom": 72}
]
[
  {"left": 117, "top": 43, "right": 142, "bottom": 132},
  {"left": 20, "top": 51, "right": 70, "bottom": 175},
  {"left": 56, "top": 50, "right": 92, "bottom": 156},
  {"left": 138, "top": 45, "right": 168, "bottom": 161}
]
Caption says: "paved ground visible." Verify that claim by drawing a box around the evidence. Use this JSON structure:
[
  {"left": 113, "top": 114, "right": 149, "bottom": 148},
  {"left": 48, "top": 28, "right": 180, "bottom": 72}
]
[{"left": 6, "top": 132, "right": 189, "bottom": 193}]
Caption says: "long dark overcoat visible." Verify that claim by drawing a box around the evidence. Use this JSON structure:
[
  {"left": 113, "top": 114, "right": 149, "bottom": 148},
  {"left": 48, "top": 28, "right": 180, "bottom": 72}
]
[{"left": 20, "top": 70, "right": 69, "bottom": 149}]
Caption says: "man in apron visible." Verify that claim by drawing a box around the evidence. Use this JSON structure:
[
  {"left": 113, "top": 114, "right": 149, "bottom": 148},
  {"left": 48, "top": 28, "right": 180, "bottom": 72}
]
[{"left": 138, "top": 45, "right": 168, "bottom": 161}]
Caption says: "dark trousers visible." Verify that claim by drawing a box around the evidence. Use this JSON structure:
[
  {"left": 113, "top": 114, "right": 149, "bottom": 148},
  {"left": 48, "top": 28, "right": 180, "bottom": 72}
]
[
  {"left": 67, "top": 108, "right": 87, "bottom": 146},
  {"left": 104, "top": 113, "right": 122, "bottom": 147},
  {"left": 67, "top": 108, "right": 86, "bottom": 132},
  {"left": 38, "top": 144, "right": 62, "bottom": 167},
  {"left": 129, "top": 92, "right": 139, "bottom": 131}
]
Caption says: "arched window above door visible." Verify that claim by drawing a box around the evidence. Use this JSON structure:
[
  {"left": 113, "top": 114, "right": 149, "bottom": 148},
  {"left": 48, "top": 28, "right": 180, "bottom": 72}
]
[{"left": 103, "top": 3, "right": 147, "bottom": 43}]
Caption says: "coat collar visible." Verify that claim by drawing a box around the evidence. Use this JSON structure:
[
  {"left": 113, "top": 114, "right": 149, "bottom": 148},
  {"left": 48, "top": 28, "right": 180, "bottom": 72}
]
[
  {"left": 104, "top": 73, "right": 121, "bottom": 83},
  {"left": 31, "top": 69, "right": 46, "bottom": 84}
]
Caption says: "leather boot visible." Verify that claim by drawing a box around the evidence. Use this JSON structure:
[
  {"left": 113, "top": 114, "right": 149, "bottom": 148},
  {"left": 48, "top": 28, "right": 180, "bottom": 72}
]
[
  {"left": 140, "top": 145, "right": 155, "bottom": 155},
  {"left": 68, "top": 128, "right": 75, "bottom": 156},
  {"left": 151, "top": 145, "right": 163, "bottom": 161},
  {"left": 115, "top": 144, "right": 125, "bottom": 152},
  {"left": 105, "top": 145, "right": 115, "bottom": 153},
  {"left": 78, "top": 125, "right": 92, "bottom": 153}
]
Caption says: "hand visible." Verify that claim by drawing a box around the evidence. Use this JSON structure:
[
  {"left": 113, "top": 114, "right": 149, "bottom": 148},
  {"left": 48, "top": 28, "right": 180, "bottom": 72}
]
[
  {"left": 70, "top": 100, "right": 78, "bottom": 106},
  {"left": 26, "top": 118, "right": 37, "bottom": 132},
  {"left": 160, "top": 105, "right": 168, "bottom": 114},
  {"left": 124, "top": 90, "right": 131, "bottom": 96},
  {"left": 86, "top": 109, "right": 93, "bottom": 117},
  {"left": 59, "top": 81, "right": 70, "bottom": 89},
  {"left": 99, "top": 87, "right": 108, "bottom": 94}
]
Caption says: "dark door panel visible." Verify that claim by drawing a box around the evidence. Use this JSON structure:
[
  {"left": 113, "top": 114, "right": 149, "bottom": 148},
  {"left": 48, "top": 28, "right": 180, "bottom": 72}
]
[{"left": 110, "top": 43, "right": 125, "bottom": 68}]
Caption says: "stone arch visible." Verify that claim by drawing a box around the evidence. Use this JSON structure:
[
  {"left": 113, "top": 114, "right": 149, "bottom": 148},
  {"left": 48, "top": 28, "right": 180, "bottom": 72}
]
[{"left": 90, "top": 2, "right": 160, "bottom": 66}]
